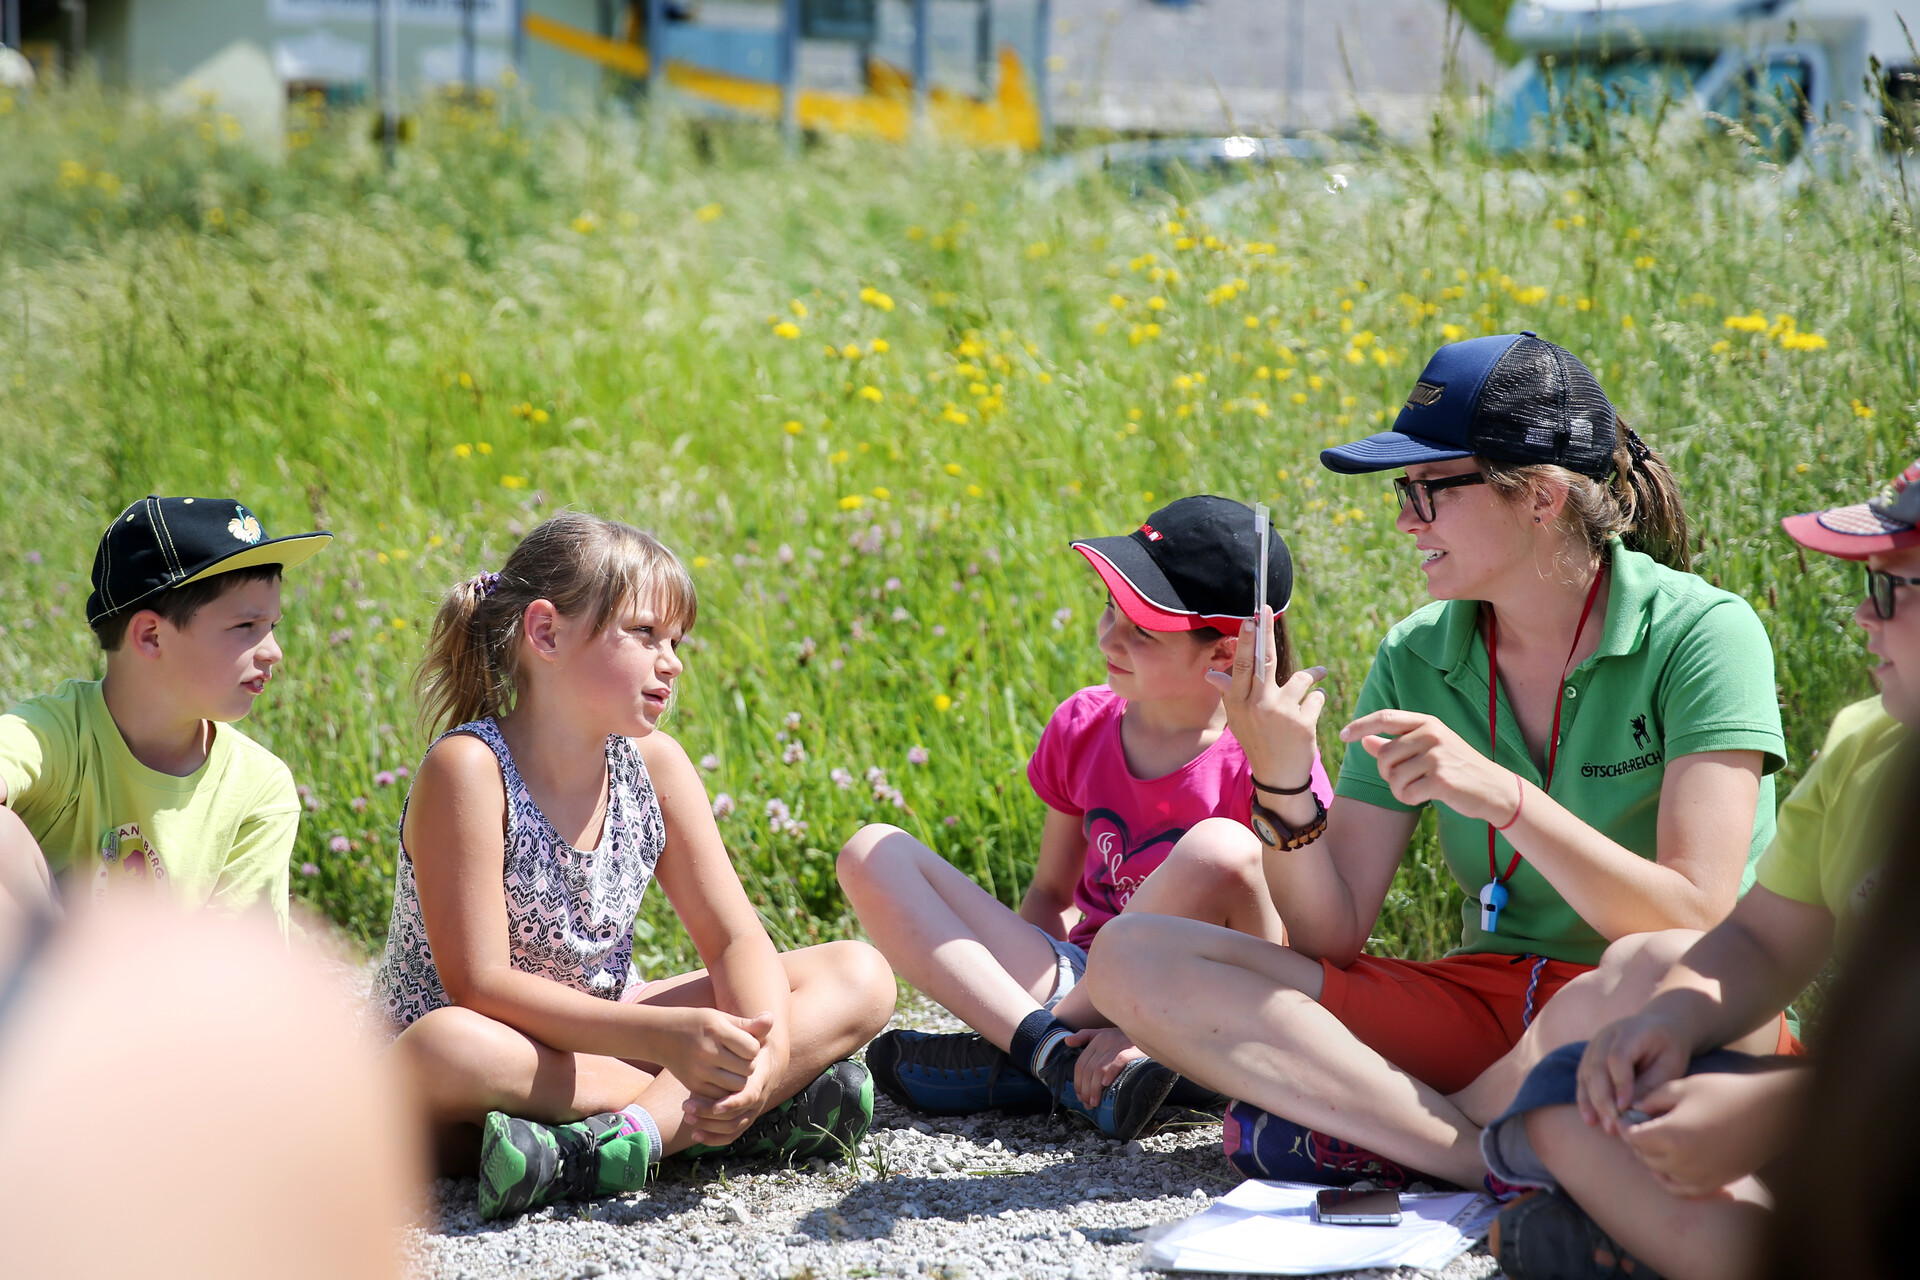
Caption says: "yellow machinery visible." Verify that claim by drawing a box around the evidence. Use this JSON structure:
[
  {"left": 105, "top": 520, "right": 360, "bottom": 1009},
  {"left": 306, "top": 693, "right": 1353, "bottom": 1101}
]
[{"left": 522, "top": 9, "right": 1042, "bottom": 150}]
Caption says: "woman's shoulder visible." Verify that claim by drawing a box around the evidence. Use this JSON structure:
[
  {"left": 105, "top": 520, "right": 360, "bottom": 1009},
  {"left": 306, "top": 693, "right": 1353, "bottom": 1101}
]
[
  {"left": 1371, "top": 597, "right": 1459, "bottom": 664},
  {"left": 416, "top": 725, "right": 506, "bottom": 787}
]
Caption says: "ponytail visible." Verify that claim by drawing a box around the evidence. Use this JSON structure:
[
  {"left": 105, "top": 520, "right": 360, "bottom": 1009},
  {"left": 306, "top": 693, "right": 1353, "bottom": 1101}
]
[
  {"left": 1605, "top": 424, "right": 1690, "bottom": 572},
  {"left": 415, "top": 511, "right": 698, "bottom": 737},
  {"left": 1483, "top": 419, "right": 1691, "bottom": 574}
]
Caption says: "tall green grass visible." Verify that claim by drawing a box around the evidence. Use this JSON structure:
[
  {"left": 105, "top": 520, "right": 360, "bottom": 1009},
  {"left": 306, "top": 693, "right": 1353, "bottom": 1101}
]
[{"left": 2, "top": 81, "right": 1913, "bottom": 964}]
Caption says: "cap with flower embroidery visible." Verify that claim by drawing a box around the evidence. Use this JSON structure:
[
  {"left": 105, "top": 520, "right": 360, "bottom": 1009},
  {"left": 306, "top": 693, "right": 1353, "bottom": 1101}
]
[
  {"left": 1781, "top": 460, "right": 1920, "bottom": 561},
  {"left": 86, "top": 496, "right": 332, "bottom": 624}
]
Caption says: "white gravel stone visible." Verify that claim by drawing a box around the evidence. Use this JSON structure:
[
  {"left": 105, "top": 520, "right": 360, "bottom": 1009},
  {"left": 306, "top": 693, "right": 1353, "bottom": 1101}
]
[{"left": 400, "top": 997, "right": 1498, "bottom": 1280}]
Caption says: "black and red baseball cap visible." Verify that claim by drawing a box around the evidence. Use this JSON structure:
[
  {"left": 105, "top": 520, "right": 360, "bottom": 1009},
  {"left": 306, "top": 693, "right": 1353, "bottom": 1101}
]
[
  {"left": 1070, "top": 495, "right": 1293, "bottom": 632},
  {"left": 1781, "top": 459, "right": 1920, "bottom": 561}
]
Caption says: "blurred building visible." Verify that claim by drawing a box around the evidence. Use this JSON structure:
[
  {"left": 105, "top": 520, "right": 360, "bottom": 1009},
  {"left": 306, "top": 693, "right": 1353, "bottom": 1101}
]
[
  {"left": 1049, "top": 0, "right": 1496, "bottom": 137},
  {"left": 3, "top": 0, "right": 1494, "bottom": 138}
]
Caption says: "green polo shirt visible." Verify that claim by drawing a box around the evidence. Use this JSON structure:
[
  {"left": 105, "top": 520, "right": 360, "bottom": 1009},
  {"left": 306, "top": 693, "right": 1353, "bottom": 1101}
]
[{"left": 1335, "top": 540, "right": 1786, "bottom": 965}]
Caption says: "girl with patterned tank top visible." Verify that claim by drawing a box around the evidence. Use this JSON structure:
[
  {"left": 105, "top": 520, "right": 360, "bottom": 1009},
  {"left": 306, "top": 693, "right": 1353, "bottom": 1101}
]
[{"left": 374, "top": 513, "right": 893, "bottom": 1220}]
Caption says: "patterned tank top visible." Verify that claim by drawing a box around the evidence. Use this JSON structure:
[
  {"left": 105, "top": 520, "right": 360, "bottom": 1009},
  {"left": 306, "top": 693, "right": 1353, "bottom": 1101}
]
[{"left": 372, "top": 717, "right": 667, "bottom": 1032}]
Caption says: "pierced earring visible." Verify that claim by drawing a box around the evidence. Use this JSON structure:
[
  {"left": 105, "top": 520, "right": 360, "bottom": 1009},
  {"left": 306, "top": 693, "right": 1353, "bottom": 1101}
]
[{"left": 1533, "top": 516, "right": 1542, "bottom": 524}]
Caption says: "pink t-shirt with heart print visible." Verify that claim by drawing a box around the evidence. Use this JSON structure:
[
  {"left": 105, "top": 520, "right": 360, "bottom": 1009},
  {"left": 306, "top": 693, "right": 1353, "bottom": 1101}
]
[{"left": 1027, "top": 685, "right": 1333, "bottom": 950}]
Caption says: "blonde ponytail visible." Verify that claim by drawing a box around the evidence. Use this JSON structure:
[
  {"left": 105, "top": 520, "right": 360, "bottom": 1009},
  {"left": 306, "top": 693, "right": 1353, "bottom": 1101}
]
[{"left": 1484, "top": 420, "right": 1691, "bottom": 574}]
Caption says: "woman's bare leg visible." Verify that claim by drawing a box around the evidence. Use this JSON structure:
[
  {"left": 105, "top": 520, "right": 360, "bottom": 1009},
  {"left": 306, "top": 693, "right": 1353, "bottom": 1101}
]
[
  {"left": 1450, "top": 930, "right": 1782, "bottom": 1126},
  {"left": 837, "top": 823, "right": 1063, "bottom": 1048},
  {"left": 1524, "top": 1105, "right": 1768, "bottom": 1280},
  {"left": 1086, "top": 913, "right": 1487, "bottom": 1186},
  {"left": 394, "top": 940, "right": 895, "bottom": 1170}
]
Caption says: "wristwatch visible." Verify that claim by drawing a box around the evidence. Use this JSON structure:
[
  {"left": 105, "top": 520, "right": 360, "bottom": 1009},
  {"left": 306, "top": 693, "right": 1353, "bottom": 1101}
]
[{"left": 1250, "top": 791, "right": 1329, "bottom": 852}]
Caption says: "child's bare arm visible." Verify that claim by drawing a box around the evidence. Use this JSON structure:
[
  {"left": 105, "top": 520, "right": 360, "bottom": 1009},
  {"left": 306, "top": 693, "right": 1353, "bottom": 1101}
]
[
  {"left": 641, "top": 728, "right": 792, "bottom": 1120},
  {"left": 1016, "top": 806, "right": 1085, "bottom": 939},
  {"left": 0, "top": 804, "right": 57, "bottom": 923},
  {"left": 406, "top": 733, "right": 761, "bottom": 1100},
  {"left": 1578, "top": 885, "right": 1832, "bottom": 1130},
  {"left": 1620, "top": 1066, "right": 1809, "bottom": 1197}
]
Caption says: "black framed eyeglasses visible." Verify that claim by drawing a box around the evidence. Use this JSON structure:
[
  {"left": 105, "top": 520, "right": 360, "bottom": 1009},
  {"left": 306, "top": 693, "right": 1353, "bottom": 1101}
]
[
  {"left": 1393, "top": 472, "right": 1488, "bottom": 523},
  {"left": 1866, "top": 566, "right": 1920, "bottom": 620}
]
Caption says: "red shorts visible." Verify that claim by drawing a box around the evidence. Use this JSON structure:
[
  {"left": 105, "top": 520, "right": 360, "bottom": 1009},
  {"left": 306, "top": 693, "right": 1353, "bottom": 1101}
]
[
  {"left": 1319, "top": 952, "right": 1801, "bottom": 1095},
  {"left": 1319, "top": 953, "right": 1590, "bottom": 1095}
]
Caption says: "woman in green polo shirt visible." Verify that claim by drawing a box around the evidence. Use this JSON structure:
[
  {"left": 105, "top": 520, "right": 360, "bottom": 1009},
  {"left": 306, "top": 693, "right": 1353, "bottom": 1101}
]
[{"left": 1077, "top": 333, "right": 1788, "bottom": 1193}]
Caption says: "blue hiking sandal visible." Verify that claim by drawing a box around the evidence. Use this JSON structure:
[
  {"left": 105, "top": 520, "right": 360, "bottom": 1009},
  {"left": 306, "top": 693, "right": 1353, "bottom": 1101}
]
[
  {"left": 864, "top": 1029, "right": 1052, "bottom": 1115},
  {"left": 1035, "top": 1045, "right": 1179, "bottom": 1142},
  {"left": 1221, "top": 1100, "right": 1413, "bottom": 1188}
]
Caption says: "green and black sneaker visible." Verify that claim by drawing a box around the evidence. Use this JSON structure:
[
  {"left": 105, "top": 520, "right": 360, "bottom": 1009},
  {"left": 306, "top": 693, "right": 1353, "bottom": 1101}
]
[
  {"left": 685, "top": 1058, "right": 874, "bottom": 1165},
  {"left": 477, "top": 1110, "right": 654, "bottom": 1221}
]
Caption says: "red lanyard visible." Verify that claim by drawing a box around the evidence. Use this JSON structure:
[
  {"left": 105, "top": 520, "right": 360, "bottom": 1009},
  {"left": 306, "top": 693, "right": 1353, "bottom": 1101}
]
[{"left": 1484, "top": 569, "right": 1606, "bottom": 886}]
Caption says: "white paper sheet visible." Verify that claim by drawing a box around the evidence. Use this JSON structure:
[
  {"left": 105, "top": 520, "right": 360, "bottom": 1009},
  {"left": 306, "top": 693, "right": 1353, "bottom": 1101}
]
[{"left": 1135, "top": 1180, "right": 1496, "bottom": 1276}]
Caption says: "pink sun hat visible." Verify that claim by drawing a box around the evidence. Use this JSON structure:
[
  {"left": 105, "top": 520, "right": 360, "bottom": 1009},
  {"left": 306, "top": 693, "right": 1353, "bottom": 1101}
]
[{"left": 1782, "top": 459, "right": 1920, "bottom": 561}]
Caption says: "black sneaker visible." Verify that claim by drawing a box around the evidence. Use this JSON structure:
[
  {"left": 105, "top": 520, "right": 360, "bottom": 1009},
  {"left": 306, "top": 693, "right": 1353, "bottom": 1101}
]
[
  {"left": 864, "top": 1028, "right": 1052, "bottom": 1115},
  {"left": 1492, "top": 1188, "right": 1666, "bottom": 1279},
  {"left": 684, "top": 1058, "right": 874, "bottom": 1164},
  {"left": 1035, "top": 1043, "right": 1179, "bottom": 1141}
]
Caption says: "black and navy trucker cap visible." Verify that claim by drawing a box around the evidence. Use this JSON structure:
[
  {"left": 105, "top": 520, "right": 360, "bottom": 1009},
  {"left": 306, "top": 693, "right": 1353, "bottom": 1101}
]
[
  {"left": 1320, "top": 333, "right": 1618, "bottom": 480},
  {"left": 1071, "top": 495, "right": 1293, "bottom": 632},
  {"left": 87, "top": 496, "right": 332, "bottom": 625}
]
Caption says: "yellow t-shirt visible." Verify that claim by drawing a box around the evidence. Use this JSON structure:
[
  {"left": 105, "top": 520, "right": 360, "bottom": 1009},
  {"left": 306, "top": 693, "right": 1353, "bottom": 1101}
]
[
  {"left": 1755, "top": 696, "right": 1908, "bottom": 950},
  {"left": 0, "top": 679, "right": 298, "bottom": 932}
]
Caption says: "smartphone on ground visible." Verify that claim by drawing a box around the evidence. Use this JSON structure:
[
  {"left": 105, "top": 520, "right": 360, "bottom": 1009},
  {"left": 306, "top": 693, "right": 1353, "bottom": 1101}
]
[{"left": 1313, "top": 1187, "right": 1403, "bottom": 1226}]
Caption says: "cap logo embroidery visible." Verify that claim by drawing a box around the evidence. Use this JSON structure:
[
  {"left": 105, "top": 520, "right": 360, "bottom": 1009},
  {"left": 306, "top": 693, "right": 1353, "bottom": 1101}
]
[
  {"left": 228, "top": 507, "right": 263, "bottom": 544},
  {"left": 1405, "top": 381, "right": 1444, "bottom": 408},
  {"left": 1139, "top": 523, "right": 1164, "bottom": 542}
]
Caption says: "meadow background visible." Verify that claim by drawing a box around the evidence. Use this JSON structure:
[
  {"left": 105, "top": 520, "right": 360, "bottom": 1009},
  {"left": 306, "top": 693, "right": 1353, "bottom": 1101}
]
[{"left": 1, "top": 81, "right": 1913, "bottom": 966}]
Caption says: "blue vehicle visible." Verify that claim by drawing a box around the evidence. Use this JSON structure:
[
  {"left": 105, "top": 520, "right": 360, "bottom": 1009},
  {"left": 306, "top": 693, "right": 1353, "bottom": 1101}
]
[{"left": 1490, "top": 0, "right": 1918, "bottom": 160}]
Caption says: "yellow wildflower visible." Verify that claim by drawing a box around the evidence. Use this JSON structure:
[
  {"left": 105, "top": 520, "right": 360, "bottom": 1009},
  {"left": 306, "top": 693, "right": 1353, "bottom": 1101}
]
[
  {"left": 531, "top": 409, "right": 548, "bottom": 424},
  {"left": 1621, "top": 315, "right": 1635, "bottom": 330},
  {"left": 859, "top": 287, "right": 895, "bottom": 312},
  {"left": 839, "top": 495, "right": 867, "bottom": 510},
  {"left": 693, "top": 555, "right": 711, "bottom": 568},
  {"left": 1147, "top": 297, "right": 1167, "bottom": 311},
  {"left": 870, "top": 339, "right": 890, "bottom": 355},
  {"left": 1109, "top": 293, "right": 1128, "bottom": 309},
  {"left": 1441, "top": 323, "right": 1466, "bottom": 342},
  {"left": 858, "top": 385, "right": 884, "bottom": 403},
  {"left": 1852, "top": 399, "right": 1875, "bottom": 418},
  {"left": 830, "top": 449, "right": 851, "bottom": 464},
  {"left": 843, "top": 343, "right": 864, "bottom": 360},
  {"left": 1245, "top": 315, "right": 1260, "bottom": 329},
  {"left": 934, "top": 694, "right": 953, "bottom": 712},
  {"left": 966, "top": 484, "right": 983, "bottom": 497},
  {"left": 1711, "top": 339, "right": 1733, "bottom": 354},
  {"left": 945, "top": 463, "right": 963, "bottom": 476},
  {"left": 783, "top": 420, "right": 805, "bottom": 435},
  {"left": 571, "top": 212, "right": 598, "bottom": 234},
  {"left": 476, "top": 442, "right": 494, "bottom": 455},
  {"left": 790, "top": 299, "right": 809, "bottom": 319},
  {"left": 1026, "top": 241, "right": 1051, "bottom": 259},
  {"left": 695, "top": 202, "right": 723, "bottom": 222},
  {"left": 871, "top": 486, "right": 891, "bottom": 500},
  {"left": 1780, "top": 331, "right": 1828, "bottom": 351},
  {"left": 1724, "top": 312, "right": 1769, "bottom": 333},
  {"left": 500, "top": 475, "right": 527, "bottom": 489},
  {"left": 453, "top": 443, "right": 473, "bottom": 459},
  {"left": 773, "top": 322, "right": 801, "bottom": 339}
]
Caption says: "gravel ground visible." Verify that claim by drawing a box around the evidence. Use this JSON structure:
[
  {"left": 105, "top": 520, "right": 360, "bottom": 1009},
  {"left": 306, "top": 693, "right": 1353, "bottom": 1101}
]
[{"left": 402, "top": 999, "right": 1501, "bottom": 1280}]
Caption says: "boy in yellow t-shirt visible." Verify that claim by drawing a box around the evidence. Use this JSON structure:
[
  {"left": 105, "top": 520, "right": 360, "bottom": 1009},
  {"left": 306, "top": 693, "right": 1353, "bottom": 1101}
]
[
  {"left": 1474, "top": 459, "right": 1920, "bottom": 1280},
  {"left": 0, "top": 497, "right": 330, "bottom": 931}
]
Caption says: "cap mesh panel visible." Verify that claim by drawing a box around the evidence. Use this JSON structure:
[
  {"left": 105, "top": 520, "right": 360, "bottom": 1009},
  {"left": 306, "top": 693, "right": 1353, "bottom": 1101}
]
[{"left": 1471, "top": 337, "right": 1616, "bottom": 478}]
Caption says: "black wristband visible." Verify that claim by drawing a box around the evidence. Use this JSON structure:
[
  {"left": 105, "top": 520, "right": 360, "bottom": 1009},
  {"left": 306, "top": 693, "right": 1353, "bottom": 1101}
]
[{"left": 1251, "top": 772, "right": 1314, "bottom": 796}]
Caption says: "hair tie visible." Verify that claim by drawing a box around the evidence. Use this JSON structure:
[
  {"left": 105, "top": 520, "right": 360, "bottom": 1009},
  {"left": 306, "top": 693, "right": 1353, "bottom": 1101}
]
[
  {"left": 1622, "top": 426, "right": 1653, "bottom": 466},
  {"left": 468, "top": 571, "right": 501, "bottom": 599}
]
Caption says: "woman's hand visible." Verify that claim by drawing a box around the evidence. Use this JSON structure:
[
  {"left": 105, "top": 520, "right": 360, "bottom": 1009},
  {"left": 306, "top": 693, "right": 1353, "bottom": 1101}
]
[
  {"left": 1205, "top": 605, "right": 1327, "bottom": 793},
  {"left": 1062, "top": 1027, "right": 1146, "bottom": 1109},
  {"left": 1339, "top": 709, "right": 1518, "bottom": 825},
  {"left": 1619, "top": 1070, "right": 1804, "bottom": 1197},
  {"left": 1576, "top": 1012, "right": 1694, "bottom": 1133}
]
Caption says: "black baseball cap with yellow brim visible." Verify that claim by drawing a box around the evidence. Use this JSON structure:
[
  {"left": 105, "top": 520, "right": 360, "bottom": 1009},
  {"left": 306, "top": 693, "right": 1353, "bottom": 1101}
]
[{"left": 86, "top": 496, "right": 332, "bottom": 625}]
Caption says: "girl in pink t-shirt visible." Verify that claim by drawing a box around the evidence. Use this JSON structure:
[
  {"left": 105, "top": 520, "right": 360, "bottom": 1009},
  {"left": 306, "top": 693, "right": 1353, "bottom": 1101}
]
[{"left": 838, "top": 496, "right": 1332, "bottom": 1140}]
